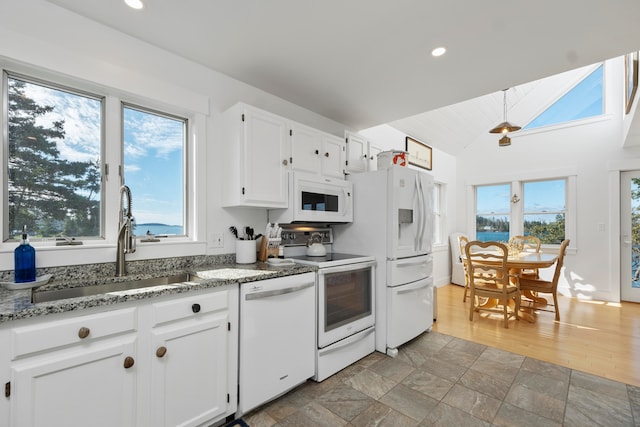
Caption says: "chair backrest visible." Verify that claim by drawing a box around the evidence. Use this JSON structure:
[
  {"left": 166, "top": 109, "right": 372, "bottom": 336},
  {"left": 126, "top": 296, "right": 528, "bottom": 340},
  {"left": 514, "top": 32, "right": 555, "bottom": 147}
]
[
  {"left": 550, "top": 239, "right": 570, "bottom": 288},
  {"left": 458, "top": 235, "right": 469, "bottom": 259},
  {"left": 509, "top": 235, "right": 541, "bottom": 253},
  {"left": 464, "top": 240, "right": 510, "bottom": 291}
]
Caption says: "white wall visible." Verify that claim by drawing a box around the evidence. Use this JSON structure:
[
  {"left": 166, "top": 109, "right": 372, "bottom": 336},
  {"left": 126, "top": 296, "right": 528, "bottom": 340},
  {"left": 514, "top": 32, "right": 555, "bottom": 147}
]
[
  {"left": 456, "top": 57, "right": 640, "bottom": 302},
  {"left": 358, "top": 125, "right": 458, "bottom": 287},
  {"left": 0, "top": 0, "right": 349, "bottom": 270}
]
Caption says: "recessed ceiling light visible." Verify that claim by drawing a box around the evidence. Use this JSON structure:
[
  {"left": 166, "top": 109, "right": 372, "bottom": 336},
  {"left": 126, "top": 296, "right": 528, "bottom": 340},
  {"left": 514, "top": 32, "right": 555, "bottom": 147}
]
[
  {"left": 431, "top": 47, "right": 447, "bottom": 57},
  {"left": 124, "top": 0, "right": 144, "bottom": 10}
]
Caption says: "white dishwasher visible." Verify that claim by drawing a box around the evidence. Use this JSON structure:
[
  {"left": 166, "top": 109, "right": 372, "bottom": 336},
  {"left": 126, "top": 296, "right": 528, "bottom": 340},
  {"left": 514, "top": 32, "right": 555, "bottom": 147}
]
[{"left": 237, "top": 272, "right": 316, "bottom": 416}]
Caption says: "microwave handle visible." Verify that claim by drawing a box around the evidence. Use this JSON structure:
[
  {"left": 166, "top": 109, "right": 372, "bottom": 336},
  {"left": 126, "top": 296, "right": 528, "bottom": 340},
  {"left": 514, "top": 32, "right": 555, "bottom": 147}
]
[{"left": 342, "top": 186, "right": 352, "bottom": 217}]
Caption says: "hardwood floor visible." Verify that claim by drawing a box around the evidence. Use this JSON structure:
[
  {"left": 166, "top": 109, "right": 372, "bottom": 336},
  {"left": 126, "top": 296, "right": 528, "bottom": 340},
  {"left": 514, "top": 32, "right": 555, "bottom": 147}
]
[{"left": 433, "top": 284, "right": 640, "bottom": 387}]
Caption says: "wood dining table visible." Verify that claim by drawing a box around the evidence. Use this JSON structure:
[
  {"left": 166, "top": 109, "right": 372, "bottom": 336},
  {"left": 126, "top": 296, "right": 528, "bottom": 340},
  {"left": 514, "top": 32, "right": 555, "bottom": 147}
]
[{"left": 463, "top": 251, "right": 559, "bottom": 322}]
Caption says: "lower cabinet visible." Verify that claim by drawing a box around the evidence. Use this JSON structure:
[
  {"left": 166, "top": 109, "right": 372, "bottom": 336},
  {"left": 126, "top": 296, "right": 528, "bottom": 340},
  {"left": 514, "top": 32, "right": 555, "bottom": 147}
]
[
  {"left": 149, "top": 290, "right": 235, "bottom": 427},
  {"left": 1, "top": 284, "right": 238, "bottom": 427},
  {"left": 10, "top": 336, "right": 137, "bottom": 427}
]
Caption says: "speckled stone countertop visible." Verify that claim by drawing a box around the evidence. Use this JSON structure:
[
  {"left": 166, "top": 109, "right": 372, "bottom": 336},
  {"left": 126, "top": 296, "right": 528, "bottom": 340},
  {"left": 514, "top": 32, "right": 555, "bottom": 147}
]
[{"left": 0, "top": 254, "right": 315, "bottom": 324}]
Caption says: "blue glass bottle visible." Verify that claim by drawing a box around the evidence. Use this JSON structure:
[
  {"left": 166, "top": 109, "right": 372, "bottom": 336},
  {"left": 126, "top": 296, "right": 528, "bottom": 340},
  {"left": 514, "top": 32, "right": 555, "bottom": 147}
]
[{"left": 14, "top": 225, "right": 36, "bottom": 283}]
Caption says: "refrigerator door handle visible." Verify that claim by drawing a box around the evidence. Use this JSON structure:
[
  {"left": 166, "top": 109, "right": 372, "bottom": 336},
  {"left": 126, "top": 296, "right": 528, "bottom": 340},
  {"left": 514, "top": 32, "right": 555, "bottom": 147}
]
[
  {"left": 415, "top": 174, "right": 425, "bottom": 251},
  {"left": 397, "top": 280, "right": 430, "bottom": 294},
  {"left": 414, "top": 174, "right": 422, "bottom": 252},
  {"left": 419, "top": 176, "right": 427, "bottom": 251}
]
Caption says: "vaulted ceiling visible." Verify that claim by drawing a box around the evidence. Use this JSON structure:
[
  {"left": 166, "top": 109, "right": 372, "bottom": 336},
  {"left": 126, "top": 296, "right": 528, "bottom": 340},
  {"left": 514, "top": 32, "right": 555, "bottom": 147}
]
[{"left": 46, "top": 0, "right": 640, "bottom": 155}]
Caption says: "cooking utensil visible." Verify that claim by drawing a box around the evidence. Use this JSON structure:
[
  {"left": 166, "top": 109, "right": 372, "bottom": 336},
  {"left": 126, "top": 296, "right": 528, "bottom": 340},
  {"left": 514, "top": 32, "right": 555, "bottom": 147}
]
[{"left": 306, "top": 232, "right": 327, "bottom": 256}]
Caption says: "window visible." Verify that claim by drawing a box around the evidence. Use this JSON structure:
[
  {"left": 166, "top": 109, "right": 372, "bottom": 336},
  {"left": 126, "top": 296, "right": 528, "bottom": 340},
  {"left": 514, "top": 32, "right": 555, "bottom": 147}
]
[
  {"left": 122, "top": 105, "right": 186, "bottom": 237},
  {"left": 432, "top": 182, "right": 445, "bottom": 245},
  {"left": 5, "top": 73, "right": 103, "bottom": 240},
  {"left": 3, "top": 68, "right": 195, "bottom": 247},
  {"left": 475, "top": 184, "right": 510, "bottom": 242},
  {"left": 523, "top": 179, "right": 566, "bottom": 244},
  {"left": 524, "top": 64, "right": 604, "bottom": 130},
  {"left": 475, "top": 179, "right": 567, "bottom": 244}
]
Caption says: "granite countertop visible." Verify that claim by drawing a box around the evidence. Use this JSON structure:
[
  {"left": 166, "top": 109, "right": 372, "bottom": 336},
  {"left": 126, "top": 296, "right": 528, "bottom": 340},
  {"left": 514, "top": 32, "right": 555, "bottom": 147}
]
[{"left": 0, "top": 262, "right": 316, "bottom": 324}]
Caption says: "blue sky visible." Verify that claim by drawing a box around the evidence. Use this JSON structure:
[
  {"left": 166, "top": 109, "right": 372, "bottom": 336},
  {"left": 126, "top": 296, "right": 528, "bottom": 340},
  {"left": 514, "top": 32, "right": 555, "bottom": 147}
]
[{"left": 23, "top": 81, "right": 184, "bottom": 227}]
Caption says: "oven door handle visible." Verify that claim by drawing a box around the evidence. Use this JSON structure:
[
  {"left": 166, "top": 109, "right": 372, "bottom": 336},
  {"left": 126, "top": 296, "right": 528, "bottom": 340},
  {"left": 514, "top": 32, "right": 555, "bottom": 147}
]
[
  {"left": 396, "top": 280, "right": 430, "bottom": 295},
  {"left": 319, "top": 328, "right": 374, "bottom": 355},
  {"left": 245, "top": 281, "right": 314, "bottom": 300},
  {"left": 317, "top": 260, "right": 376, "bottom": 276}
]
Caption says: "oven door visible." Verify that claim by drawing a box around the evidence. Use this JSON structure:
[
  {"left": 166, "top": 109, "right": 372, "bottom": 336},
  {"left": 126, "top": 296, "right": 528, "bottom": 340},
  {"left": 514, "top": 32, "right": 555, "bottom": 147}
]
[{"left": 317, "top": 261, "right": 375, "bottom": 348}]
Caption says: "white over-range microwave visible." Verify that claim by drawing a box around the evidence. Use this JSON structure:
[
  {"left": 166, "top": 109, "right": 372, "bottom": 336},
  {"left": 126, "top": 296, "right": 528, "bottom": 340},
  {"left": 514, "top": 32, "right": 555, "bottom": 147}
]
[{"left": 268, "top": 171, "right": 353, "bottom": 223}]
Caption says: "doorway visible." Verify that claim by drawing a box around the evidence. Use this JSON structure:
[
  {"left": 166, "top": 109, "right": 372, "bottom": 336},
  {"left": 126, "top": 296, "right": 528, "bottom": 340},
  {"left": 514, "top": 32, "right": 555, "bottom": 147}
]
[{"left": 621, "top": 170, "right": 640, "bottom": 302}]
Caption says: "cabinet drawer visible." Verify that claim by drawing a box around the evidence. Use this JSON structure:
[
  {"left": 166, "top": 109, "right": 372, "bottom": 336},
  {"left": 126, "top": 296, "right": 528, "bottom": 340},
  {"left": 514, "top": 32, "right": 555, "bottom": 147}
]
[
  {"left": 151, "top": 289, "right": 228, "bottom": 327},
  {"left": 11, "top": 307, "right": 137, "bottom": 359}
]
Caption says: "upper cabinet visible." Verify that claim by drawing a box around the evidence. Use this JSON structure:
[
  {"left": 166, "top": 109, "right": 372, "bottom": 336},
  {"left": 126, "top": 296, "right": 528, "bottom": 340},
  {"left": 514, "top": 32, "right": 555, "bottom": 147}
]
[
  {"left": 367, "top": 143, "right": 383, "bottom": 172},
  {"left": 223, "top": 102, "right": 347, "bottom": 208},
  {"left": 222, "top": 103, "right": 290, "bottom": 208},
  {"left": 290, "top": 122, "right": 345, "bottom": 178},
  {"left": 345, "top": 131, "right": 368, "bottom": 174},
  {"left": 345, "top": 131, "right": 384, "bottom": 173}
]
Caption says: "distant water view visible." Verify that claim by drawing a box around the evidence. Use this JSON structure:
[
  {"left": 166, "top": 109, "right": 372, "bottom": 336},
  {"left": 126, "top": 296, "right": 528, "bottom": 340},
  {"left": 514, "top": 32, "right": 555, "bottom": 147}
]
[
  {"left": 134, "top": 223, "right": 183, "bottom": 236},
  {"left": 476, "top": 231, "right": 510, "bottom": 242}
]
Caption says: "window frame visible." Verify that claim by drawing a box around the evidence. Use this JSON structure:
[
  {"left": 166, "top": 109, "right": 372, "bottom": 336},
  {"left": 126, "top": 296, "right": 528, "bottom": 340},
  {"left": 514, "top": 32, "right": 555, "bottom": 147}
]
[
  {"left": 121, "top": 102, "right": 189, "bottom": 239},
  {"left": 432, "top": 182, "right": 445, "bottom": 245},
  {"left": 3, "top": 70, "right": 106, "bottom": 242},
  {"left": 0, "top": 61, "right": 203, "bottom": 255},
  {"left": 467, "top": 169, "right": 576, "bottom": 250}
]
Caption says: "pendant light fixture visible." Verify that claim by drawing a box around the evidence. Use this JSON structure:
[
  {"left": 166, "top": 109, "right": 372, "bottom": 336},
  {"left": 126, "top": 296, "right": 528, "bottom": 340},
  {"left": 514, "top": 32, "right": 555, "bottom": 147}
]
[{"left": 490, "top": 89, "right": 520, "bottom": 146}]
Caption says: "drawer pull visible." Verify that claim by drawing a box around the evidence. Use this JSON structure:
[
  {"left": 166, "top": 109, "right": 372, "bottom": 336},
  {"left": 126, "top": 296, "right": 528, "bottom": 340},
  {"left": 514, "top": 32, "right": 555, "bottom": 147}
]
[
  {"left": 156, "top": 346, "right": 167, "bottom": 358},
  {"left": 192, "top": 303, "right": 201, "bottom": 313},
  {"left": 123, "top": 356, "right": 135, "bottom": 369},
  {"left": 78, "top": 327, "right": 90, "bottom": 339}
]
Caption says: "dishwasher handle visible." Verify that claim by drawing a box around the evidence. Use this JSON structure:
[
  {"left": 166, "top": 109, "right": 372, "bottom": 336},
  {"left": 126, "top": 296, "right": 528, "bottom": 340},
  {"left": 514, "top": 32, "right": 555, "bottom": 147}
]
[{"left": 245, "top": 281, "right": 315, "bottom": 300}]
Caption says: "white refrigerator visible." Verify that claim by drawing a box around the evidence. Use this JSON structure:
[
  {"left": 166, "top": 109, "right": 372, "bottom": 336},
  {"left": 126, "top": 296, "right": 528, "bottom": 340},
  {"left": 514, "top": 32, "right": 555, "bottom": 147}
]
[{"left": 333, "top": 165, "right": 434, "bottom": 356}]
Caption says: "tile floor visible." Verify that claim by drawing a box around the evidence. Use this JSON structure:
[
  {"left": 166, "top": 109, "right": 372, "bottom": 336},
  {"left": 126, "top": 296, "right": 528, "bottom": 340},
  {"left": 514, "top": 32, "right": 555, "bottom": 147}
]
[{"left": 242, "top": 331, "right": 640, "bottom": 427}]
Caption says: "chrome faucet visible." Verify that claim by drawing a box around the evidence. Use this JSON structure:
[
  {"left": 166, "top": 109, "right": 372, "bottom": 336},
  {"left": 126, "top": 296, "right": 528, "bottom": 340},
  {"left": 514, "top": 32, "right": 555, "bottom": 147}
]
[{"left": 116, "top": 185, "right": 136, "bottom": 276}]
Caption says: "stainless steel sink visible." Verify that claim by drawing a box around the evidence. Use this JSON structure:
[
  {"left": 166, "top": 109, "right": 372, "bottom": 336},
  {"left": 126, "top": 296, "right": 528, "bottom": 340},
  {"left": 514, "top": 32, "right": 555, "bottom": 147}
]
[{"left": 31, "top": 273, "right": 198, "bottom": 303}]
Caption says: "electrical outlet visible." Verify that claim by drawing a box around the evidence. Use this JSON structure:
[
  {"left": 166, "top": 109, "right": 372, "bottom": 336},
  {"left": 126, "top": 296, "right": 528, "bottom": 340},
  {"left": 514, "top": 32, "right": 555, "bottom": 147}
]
[{"left": 210, "top": 233, "right": 224, "bottom": 248}]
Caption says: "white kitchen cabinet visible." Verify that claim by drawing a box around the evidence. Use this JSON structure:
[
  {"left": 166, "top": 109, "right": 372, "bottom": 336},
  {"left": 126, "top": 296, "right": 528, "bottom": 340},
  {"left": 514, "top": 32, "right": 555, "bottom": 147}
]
[
  {"left": 8, "top": 308, "right": 138, "bottom": 427},
  {"left": 367, "top": 142, "right": 383, "bottom": 171},
  {"left": 345, "top": 131, "right": 369, "bottom": 174},
  {"left": 222, "top": 103, "right": 290, "bottom": 208},
  {"left": 149, "top": 288, "right": 237, "bottom": 427},
  {"left": 290, "top": 122, "right": 344, "bottom": 178},
  {"left": 2, "top": 285, "right": 239, "bottom": 427}
]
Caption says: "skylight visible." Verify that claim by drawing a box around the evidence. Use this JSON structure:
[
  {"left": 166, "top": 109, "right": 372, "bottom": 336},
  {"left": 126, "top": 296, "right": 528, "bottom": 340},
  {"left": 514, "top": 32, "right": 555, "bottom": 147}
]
[{"left": 523, "top": 64, "right": 604, "bottom": 130}]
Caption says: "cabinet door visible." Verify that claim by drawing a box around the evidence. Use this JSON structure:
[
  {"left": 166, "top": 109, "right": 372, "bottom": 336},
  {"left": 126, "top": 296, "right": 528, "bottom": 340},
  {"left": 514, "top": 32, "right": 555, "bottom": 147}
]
[
  {"left": 368, "top": 143, "right": 383, "bottom": 171},
  {"left": 321, "top": 134, "right": 345, "bottom": 178},
  {"left": 290, "top": 122, "right": 322, "bottom": 174},
  {"left": 345, "top": 132, "right": 368, "bottom": 174},
  {"left": 10, "top": 337, "right": 137, "bottom": 427},
  {"left": 150, "top": 312, "right": 229, "bottom": 427},
  {"left": 242, "top": 107, "right": 289, "bottom": 207}
]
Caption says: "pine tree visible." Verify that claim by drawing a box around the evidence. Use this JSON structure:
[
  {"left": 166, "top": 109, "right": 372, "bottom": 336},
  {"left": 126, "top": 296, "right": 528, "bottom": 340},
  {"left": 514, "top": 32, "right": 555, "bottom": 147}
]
[{"left": 7, "top": 79, "right": 100, "bottom": 238}]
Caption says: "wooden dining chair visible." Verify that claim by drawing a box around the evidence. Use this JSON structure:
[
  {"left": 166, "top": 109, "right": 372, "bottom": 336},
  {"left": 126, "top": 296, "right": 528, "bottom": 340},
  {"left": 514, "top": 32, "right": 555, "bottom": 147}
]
[
  {"left": 509, "top": 235, "right": 542, "bottom": 279},
  {"left": 518, "top": 239, "right": 570, "bottom": 321},
  {"left": 458, "top": 235, "right": 470, "bottom": 302},
  {"left": 465, "top": 241, "right": 520, "bottom": 328}
]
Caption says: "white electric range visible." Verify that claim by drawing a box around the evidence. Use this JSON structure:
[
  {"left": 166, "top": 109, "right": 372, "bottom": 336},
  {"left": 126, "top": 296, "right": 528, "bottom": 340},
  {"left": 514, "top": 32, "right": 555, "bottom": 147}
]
[{"left": 280, "top": 225, "right": 376, "bottom": 381}]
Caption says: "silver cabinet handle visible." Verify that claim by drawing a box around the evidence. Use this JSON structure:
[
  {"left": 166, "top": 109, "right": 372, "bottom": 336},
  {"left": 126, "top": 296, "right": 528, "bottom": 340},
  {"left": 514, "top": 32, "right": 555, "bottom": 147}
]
[{"left": 245, "top": 281, "right": 314, "bottom": 300}]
